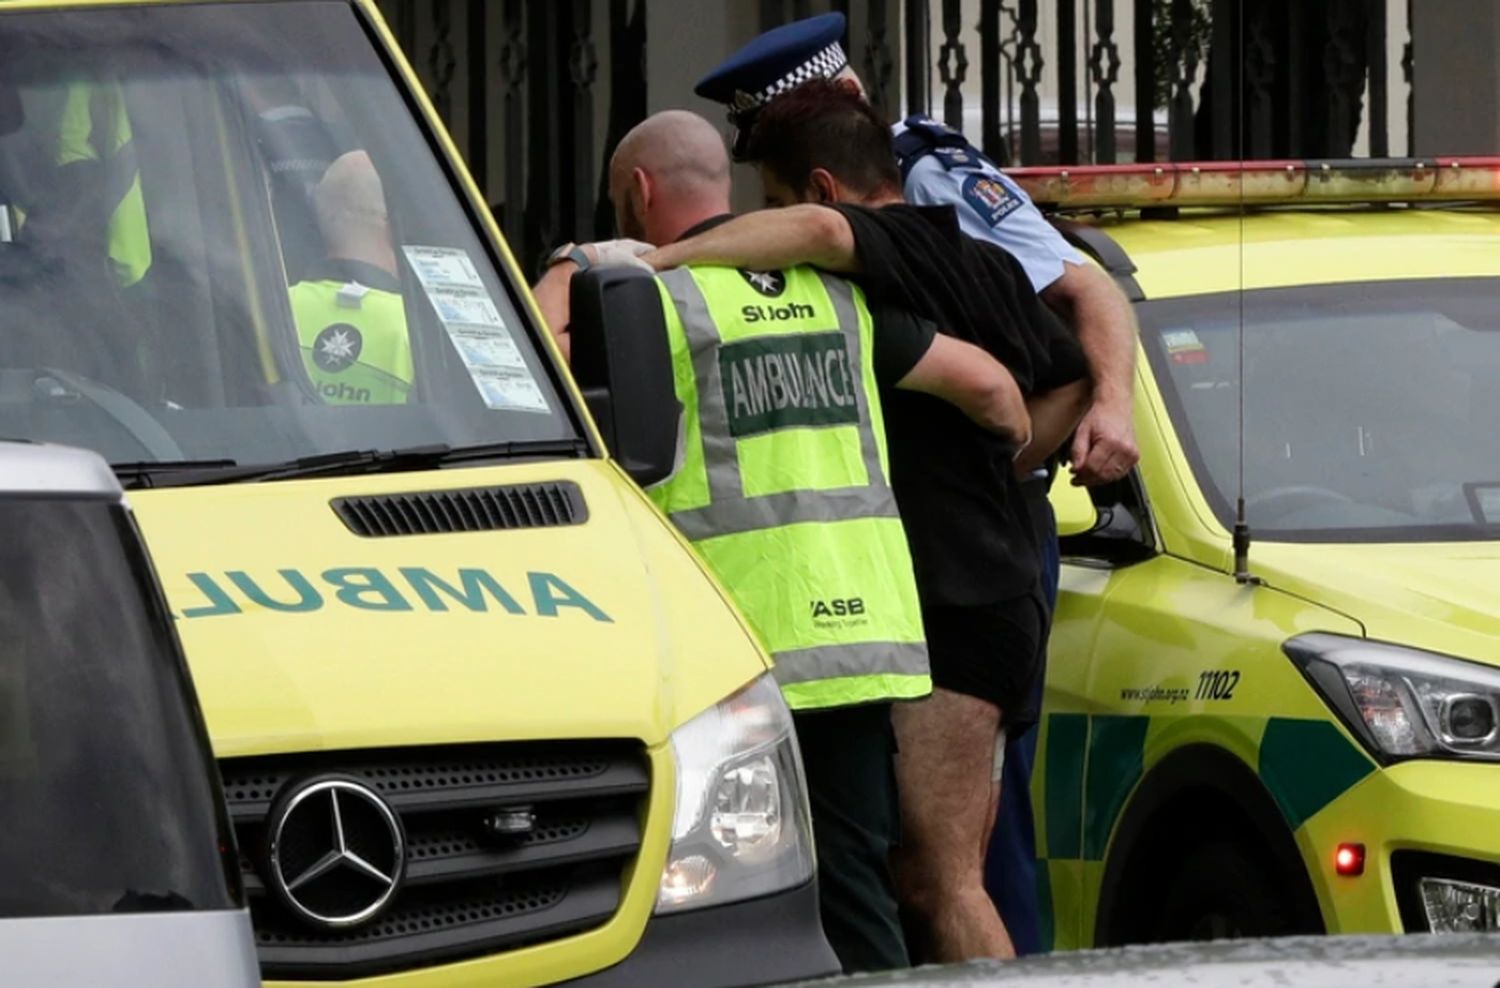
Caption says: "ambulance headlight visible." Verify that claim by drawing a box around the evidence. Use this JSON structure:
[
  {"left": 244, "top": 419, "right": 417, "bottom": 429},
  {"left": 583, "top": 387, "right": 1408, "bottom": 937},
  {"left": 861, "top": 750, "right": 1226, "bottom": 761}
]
[
  {"left": 1419, "top": 877, "right": 1500, "bottom": 932},
  {"left": 656, "top": 673, "right": 814, "bottom": 912},
  {"left": 1286, "top": 633, "right": 1500, "bottom": 760}
]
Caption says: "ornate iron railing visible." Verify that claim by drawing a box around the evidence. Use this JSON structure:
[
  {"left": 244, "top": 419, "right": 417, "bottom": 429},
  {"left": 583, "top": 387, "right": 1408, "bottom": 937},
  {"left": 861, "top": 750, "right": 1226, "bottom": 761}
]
[{"left": 374, "top": 0, "right": 1413, "bottom": 274}]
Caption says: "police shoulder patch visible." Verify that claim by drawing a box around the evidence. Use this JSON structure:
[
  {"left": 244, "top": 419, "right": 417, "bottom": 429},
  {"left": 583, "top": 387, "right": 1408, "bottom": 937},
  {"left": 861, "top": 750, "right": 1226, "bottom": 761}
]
[
  {"left": 931, "top": 145, "right": 978, "bottom": 170},
  {"left": 961, "top": 173, "right": 1023, "bottom": 228}
]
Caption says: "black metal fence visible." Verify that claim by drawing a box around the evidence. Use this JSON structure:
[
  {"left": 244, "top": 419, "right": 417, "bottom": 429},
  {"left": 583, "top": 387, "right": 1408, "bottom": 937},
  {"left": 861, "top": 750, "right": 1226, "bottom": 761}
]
[
  {"left": 375, "top": 0, "right": 1412, "bottom": 273},
  {"left": 903, "top": 0, "right": 1409, "bottom": 167}
]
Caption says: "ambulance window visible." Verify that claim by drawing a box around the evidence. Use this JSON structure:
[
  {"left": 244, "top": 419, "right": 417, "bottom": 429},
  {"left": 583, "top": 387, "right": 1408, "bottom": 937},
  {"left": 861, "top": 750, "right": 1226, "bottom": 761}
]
[
  {"left": 1144, "top": 278, "right": 1500, "bottom": 543},
  {"left": 0, "top": 3, "right": 581, "bottom": 480}
]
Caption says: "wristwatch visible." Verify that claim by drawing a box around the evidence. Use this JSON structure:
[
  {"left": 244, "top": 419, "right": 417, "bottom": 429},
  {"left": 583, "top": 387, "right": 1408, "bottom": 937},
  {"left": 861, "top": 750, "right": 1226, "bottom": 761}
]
[{"left": 546, "top": 242, "right": 592, "bottom": 272}]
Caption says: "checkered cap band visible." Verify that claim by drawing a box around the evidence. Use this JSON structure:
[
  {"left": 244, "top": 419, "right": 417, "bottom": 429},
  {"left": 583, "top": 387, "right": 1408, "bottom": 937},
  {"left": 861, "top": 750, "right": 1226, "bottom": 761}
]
[{"left": 728, "top": 41, "right": 849, "bottom": 115}]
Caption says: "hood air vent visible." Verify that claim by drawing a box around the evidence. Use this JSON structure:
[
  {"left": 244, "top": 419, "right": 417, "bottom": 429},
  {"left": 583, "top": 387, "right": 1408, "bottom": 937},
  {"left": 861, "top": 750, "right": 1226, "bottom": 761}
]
[{"left": 333, "top": 482, "right": 586, "bottom": 537}]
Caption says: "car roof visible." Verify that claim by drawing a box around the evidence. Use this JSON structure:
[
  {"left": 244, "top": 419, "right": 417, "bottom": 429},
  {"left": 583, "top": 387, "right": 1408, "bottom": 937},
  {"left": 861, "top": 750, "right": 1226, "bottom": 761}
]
[
  {"left": 1075, "top": 207, "right": 1500, "bottom": 300},
  {"left": 0, "top": 441, "right": 120, "bottom": 497},
  {"left": 807, "top": 934, "right": 1500, "bottom": 987}
]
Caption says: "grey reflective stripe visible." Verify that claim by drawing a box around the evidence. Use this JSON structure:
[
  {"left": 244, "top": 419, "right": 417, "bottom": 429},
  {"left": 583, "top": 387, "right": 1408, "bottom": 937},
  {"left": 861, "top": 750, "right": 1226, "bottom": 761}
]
[
  {"left": 657, "top": 267, "right": 743, "bottom": 505},
  {"left": 818, "top": 273, "right": 889, "bottom": 490},
  {"left": 771, "top": 641, "right": 929, "bottom": 686},
  {"left": 670, "top": 485, "right": 897, "bottom": 541},
  {"left": 663, "top": 266, "right": 744, "bottom": 506},
  {"left": 656, "top": 266, "right": 892, "bottom": 529}
]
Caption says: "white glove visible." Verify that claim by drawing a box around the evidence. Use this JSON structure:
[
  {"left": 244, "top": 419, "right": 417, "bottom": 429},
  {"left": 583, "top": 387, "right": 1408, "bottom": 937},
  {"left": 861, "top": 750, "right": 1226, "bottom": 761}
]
[{"left": 585, "top": 238, "right": 655, "bottom": 271}]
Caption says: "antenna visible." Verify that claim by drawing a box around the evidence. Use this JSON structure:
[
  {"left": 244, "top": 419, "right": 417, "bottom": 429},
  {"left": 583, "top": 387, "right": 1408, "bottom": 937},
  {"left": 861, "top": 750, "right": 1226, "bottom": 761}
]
[
  {"left": 1229, "top": 2, "right": 1259, "bottom": 587},
  {"left": 1232, "top": 165, "right": 1256, "bottom": 584}
]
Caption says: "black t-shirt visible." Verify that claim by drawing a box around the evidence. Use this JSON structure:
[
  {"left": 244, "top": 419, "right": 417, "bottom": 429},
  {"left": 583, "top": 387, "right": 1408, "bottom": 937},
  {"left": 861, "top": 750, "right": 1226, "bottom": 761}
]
[
  {"left": 829, "top": 203, "right": 1087, "bottom": 392},
  {"left": 825, "top": 202, "right": 1087, "bottom": 605},
  {"left": 868, "top": 302, "right": 936, "bottom": 389}
]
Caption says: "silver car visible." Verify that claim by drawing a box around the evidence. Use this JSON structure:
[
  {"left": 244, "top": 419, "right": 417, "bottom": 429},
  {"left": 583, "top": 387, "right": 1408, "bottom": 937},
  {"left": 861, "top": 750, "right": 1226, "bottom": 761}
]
[
  {"left": 0, "top": 442, "right": 258, "bottom": 987},
  {"left": 784, "top": 935, "right": 1500, "bottom": 987}
]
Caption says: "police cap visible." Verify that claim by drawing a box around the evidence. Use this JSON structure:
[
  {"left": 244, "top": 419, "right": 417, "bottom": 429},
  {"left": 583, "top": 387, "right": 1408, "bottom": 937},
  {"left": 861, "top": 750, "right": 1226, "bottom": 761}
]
[{"left": 694, "top": 12, "right": 849, "bottom": 160}]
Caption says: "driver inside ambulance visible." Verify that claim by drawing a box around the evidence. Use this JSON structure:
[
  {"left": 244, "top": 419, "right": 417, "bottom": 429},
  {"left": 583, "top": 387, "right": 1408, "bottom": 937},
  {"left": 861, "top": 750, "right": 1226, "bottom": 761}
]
[{"left": 290, "top": 149, "right": 413, "bottom": 404}]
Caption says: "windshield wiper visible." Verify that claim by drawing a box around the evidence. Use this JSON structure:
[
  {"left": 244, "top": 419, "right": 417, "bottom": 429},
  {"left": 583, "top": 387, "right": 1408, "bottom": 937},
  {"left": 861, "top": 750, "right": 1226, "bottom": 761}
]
[
  {"left": 133, "top": 439, "right": 590, "bottom": 489},
  {"left": 113, "top": 458, "right": 239, "bottom": 489}
]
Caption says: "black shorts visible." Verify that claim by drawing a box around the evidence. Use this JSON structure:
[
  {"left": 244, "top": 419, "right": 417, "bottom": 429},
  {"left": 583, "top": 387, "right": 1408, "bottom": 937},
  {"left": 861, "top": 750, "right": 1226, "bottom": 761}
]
[{"left": 923, "top": 592, "right": 1048, "bottom": 726}]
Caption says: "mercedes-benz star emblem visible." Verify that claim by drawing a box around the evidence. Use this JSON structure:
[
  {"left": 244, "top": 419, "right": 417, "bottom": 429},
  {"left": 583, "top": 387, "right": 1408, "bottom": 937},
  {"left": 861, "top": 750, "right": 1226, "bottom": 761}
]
[
  {"left": 266, "top": 777, "right": 405, "bottom": 930},
  {"left": 739, "top": 268, "right": 787, "bottom": 297}
]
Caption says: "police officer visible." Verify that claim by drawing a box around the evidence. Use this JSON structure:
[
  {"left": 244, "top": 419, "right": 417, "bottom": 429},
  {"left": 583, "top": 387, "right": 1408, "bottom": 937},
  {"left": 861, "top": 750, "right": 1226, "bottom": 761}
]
[
  {"left": 694, "top": 14, "right": 1140, "bottom": 956},
  {"left": 289, "top": 150, "right": 412, "bottom": 405},
  {"left": 532, "top": 109, "right": 1035, "bottom": 973}
]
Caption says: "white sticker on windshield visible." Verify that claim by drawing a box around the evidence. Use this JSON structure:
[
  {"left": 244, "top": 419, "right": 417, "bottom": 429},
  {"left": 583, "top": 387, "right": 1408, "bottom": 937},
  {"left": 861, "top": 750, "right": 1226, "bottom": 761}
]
[
  {"left": 429, "top": 285, "right": 504, "bottom": 327},
  {"left": 1161, "top": 327, "right": 1209, "bottom": 366},
  {"left": 402, "top": 244, "right": 552, "bottom": 414},
  {"left": 473, "top": 368, "right": 550, "bottom": 413},
  {"left": 403, "top": 245, "right": 484, "bottom": 290},
  {"left": 452, "top": 328, "right": 527, "bottom": 371}
]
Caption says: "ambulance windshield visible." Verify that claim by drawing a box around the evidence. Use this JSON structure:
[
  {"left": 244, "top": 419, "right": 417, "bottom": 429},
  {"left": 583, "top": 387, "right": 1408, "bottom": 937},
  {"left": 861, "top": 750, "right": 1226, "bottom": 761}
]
[
  {"left": 0, "top": 2, "right": 580, "bottom": 483},
  {"left": 1145, "top": 277, "right": 1500, "bottom": 543}
]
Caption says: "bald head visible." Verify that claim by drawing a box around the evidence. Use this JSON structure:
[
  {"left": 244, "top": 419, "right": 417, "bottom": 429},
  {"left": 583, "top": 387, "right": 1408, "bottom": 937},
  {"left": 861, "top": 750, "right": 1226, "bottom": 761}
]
[
  {"left": 314, "top": 150, "right": 396, "bottom": 276},
  {"left": 609, "top": 110, "right": 732, "bottom": 245}
]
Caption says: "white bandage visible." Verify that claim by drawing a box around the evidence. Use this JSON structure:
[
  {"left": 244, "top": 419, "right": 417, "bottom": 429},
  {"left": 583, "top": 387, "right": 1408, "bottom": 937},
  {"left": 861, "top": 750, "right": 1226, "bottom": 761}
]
[
  {"left": 992, "top": 728, "right": 1008, "bottom": 783},
  {"left": 588, "top": 238, "right": 655, "bottom": 271}
]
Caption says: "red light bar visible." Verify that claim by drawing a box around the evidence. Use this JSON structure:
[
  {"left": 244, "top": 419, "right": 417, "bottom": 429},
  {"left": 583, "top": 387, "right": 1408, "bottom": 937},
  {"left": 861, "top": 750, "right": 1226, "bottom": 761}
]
[{"left": 1010, "top": 158, "right": 1500, "bottom": 210}]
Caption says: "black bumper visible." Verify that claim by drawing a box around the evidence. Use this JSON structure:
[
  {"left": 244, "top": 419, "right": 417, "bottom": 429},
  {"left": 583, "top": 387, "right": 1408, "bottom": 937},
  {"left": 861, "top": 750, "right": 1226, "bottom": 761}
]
[{"left": 565, "top": 880, "right": 839, "bottom": 987}]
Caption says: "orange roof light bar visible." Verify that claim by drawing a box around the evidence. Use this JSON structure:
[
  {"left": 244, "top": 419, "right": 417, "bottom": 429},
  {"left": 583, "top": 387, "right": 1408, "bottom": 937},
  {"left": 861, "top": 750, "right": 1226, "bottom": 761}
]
[{"left": 1010, "top": 157, "right": 1500, "bottom": 210}]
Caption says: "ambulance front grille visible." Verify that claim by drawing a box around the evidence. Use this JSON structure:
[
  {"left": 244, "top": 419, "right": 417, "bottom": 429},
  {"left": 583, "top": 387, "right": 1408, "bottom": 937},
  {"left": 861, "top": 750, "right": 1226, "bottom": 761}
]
[
  {"left": 219, "top": 740, "right": 648, "bottom": 981},
  {"left": 332, "top": 481, "right": 587, "bottom": 536}
]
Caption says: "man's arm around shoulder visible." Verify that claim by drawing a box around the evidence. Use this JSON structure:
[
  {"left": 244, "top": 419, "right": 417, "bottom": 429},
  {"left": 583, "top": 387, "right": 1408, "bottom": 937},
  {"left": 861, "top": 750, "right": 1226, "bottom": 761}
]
[{"left": 643, "top": 205, "right": 859, "bottom": 275}]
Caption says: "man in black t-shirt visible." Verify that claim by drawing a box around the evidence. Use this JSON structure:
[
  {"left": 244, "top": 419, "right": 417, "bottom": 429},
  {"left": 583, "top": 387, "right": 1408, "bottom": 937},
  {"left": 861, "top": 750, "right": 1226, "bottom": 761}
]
[
  {"left": 644, "top": 83, "right": 1091, "bottom": 963},
  {"left": 532, "top": 108, "right": 1035, "bottom": 974}
]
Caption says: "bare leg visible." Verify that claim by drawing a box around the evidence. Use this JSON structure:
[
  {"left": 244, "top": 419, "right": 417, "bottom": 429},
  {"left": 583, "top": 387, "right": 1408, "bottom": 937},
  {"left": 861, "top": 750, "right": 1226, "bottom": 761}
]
[{"left": 892, "top": 688, "right": 1016, "bottom": 962}]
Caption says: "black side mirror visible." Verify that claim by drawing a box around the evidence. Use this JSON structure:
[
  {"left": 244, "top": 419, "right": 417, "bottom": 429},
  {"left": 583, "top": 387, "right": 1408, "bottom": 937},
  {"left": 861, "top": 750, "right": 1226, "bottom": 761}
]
[
  {"left": 568, "top": 267, "right": 680, "bottom": 487},
  {"left": 1056, "top": 475, "right": 1157, "bottom": 566}
]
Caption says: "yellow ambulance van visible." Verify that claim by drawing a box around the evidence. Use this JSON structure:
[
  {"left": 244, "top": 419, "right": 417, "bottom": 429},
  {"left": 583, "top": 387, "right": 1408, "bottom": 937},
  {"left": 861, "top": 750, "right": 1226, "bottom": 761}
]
[{"left": 0, "top": 1, "right": 834, "bottom": 985}]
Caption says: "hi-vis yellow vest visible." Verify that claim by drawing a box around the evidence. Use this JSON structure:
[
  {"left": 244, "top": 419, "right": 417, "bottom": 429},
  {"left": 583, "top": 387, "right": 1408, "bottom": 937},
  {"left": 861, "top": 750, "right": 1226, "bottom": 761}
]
[
  {"left": 290, "top": 279, "right": 413, "bottom": 405},
  {"left": 55, "top": 81, "right": 151, "bottom": 287},
  {"left": 649, "top": 265, "right": 930, "bottom": 711}
]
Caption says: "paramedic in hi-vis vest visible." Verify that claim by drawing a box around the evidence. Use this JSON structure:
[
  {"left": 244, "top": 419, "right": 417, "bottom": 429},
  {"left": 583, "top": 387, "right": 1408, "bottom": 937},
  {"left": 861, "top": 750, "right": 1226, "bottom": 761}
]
[
  {"left": 290, "top": 149, "right": 412, "bottom": 404},
  {"left": 531, "top": 110, "right": 1032, "bottom": 975},
  {"left": 692, "top": 14, "right": 1141, "bottom": 958}
]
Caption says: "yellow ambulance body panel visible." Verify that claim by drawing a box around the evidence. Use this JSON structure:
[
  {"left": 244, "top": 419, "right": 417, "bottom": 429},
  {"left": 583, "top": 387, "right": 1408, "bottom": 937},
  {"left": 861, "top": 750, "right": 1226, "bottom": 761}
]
[
  {"left": 1040, "top": 203, "right": 1500, "bottom": 948},
  {"left": 0, "top": 1, "right": 834, "bottom": 984}
]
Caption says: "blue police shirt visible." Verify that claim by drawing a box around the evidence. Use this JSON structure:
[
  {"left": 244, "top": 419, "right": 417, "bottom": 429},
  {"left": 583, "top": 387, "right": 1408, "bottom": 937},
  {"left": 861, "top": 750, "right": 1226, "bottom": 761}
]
[{"left": 893, "top": 120, "right": 1083, "bottom": 295}]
